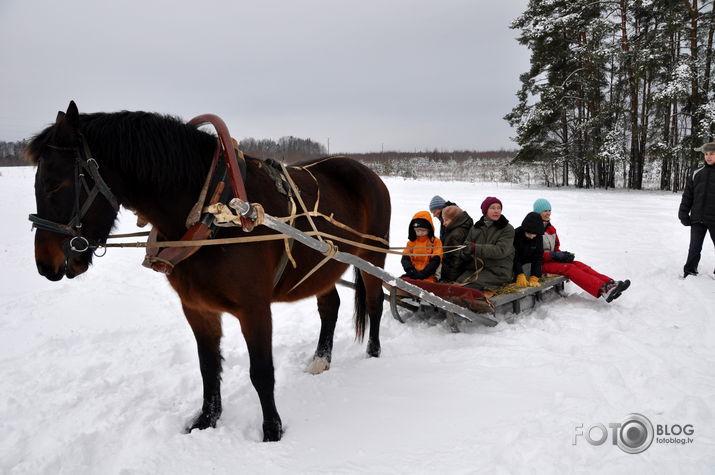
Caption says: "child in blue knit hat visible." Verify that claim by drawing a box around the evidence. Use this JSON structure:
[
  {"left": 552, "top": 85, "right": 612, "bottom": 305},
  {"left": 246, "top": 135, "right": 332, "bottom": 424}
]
[
  {"left": 534, "top": 198, "right": 630, "bottom": 303},
  {"left": 428, "top": 195, "right": 456, "bottom": 243}
]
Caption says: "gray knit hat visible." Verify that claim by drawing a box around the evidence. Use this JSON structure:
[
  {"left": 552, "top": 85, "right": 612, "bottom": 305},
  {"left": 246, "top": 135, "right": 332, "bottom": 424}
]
[
  {"left": 694, "top": 142, "right": 715, "bottom": 152},
  {"left": 428, "top": 195, "right": 446, "bottom": 212}
]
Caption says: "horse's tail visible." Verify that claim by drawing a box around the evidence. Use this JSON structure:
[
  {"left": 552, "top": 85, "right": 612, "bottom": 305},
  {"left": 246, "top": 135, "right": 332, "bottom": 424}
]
[{"left": 353, "top": 267, "right": 367, "bottom": 342}]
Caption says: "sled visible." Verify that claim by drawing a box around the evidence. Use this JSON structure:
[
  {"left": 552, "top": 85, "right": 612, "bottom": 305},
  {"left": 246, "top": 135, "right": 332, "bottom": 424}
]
[{"left": 338, "top": 274, "right": 568, "bottom": 332}]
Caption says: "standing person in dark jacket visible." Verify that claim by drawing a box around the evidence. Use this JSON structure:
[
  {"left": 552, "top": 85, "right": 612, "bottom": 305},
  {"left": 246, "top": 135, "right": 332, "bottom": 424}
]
[
  {"left": 679, "top": 142, "right": 715, "bottom": 278},
  {"left": 513, "top": 212, "right": 545, "bottom": 287},
  {"left": 439, "top": 205, "right": 474, "bottom": 283},
  {"left": 429, "top": 195, "right": 457, "bottom": 243}
]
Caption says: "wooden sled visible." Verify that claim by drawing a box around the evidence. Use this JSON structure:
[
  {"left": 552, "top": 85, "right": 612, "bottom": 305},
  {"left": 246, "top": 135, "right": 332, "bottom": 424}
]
[{"left": 355, "top": 274, "right": 569, "bottom": 333}]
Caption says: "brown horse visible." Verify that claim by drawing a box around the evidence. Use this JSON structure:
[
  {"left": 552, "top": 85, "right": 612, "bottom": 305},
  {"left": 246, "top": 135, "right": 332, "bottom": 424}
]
[{"left": 26, "top": 101, "right": 391, "bottom": 441}]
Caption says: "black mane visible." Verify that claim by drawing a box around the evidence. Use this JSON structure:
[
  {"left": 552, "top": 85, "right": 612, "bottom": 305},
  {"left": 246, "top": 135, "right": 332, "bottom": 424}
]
[{"left": 27, "top": 111, "right": 218, "bottom": 192}]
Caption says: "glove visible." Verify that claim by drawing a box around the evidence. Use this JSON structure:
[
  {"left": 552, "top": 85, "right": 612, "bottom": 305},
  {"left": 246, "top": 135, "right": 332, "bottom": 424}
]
[
  {"left": 528, "top": 276, "right": 541, "bottom": 287},
  {"left": 462, "top": 242, "right": 476, "bottom": 256},
  {"left": 551, "top": 251, "right": 575, "bottom": 263},
  {"left": 401, "top": 267, "right": 418, "bottom": 279},
  {"left": 515, "top": 273, "right": 528, "bottom": 287},
  {"left": 680, "top": 217, "right": 691, "bottom": 226}
]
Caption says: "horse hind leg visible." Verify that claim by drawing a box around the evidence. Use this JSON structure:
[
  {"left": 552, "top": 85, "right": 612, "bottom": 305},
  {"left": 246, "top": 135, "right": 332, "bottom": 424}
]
[
  {"left": 354, "top": 269, "right": 385, "bottom": 358},
  {"left": 181, "top": 304, "right": 223, "bottom": 432},
  {"left": 306, "top": 286, "right": 340, "bottom": 374}
]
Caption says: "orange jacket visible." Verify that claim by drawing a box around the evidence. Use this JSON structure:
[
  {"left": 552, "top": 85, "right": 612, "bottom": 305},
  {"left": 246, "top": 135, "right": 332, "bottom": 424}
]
[{"left": 402, "top": 211, "right": 443, "bottom": 282}]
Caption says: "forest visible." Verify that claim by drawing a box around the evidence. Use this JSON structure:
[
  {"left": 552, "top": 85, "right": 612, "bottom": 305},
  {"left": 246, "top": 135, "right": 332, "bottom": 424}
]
[{"left": 506, "top": 0, "right": 714, "bottom": 190}]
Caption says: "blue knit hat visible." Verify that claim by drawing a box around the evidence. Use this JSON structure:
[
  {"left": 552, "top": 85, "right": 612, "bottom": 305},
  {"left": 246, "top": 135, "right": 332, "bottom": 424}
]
[
  {"left": 533, "top": 198, "right": 551, "bottom": 213},
  {"left": 429, "top": 195, "right": 446, "bottom": 212}
]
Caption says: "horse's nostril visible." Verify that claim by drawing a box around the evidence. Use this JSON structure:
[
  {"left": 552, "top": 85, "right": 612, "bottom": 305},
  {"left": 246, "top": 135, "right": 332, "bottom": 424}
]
[{"left": 36, "top": 261, "right": 65, "bottom": 281}]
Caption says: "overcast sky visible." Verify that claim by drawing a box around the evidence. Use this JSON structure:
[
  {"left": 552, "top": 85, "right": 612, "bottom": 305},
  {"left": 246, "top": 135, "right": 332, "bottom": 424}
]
[{"left": 0, "top": 0, "right": 529, "bottom": 153}]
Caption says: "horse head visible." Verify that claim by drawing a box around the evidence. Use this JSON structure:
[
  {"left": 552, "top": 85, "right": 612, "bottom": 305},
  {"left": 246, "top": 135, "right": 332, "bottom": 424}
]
[{"left": 27, "top": 101, "right": 121, "bottom": 281}]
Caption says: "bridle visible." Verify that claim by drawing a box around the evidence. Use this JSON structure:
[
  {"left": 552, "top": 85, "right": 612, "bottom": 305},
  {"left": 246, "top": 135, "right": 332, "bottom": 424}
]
[{"left": 28, "top": 134, "right": 120, "bottom": 256}]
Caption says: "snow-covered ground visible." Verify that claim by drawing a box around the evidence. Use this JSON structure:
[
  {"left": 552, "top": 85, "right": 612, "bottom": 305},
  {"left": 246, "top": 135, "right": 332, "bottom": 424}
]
[{"left": 1, "top": 166, "right": 713, "bottom": 474}]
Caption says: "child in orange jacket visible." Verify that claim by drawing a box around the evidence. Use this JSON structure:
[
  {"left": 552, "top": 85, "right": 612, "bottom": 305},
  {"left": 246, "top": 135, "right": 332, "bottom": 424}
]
[{"left": 401, "top": 211, "right": 443, "bottom": 282}]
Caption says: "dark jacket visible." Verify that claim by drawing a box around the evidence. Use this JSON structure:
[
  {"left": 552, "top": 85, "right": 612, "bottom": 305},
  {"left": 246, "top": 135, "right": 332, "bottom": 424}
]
[
  {"left": 437, "top": 200, "right": 457, "bottom": 242},
  {"left": 458, "top": 215, "right": 515, "bottom": 289},
  {"left": 679, "top": 163, "right": 715, "bottom": 226},
  {"left": 440, "top": 210, "right": 473, "bottom": 282},
  {"left": 513, "top": 212, "right": 544, "bottom": 278}
]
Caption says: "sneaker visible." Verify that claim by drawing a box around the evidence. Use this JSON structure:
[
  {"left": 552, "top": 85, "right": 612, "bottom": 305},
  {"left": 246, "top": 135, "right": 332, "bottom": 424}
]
[{"left": 602, "top": 279, "right": 631, "bottom": 303}]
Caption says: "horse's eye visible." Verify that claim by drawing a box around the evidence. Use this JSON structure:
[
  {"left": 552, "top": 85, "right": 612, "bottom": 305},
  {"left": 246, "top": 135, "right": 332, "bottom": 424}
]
[
  {"left": 42, "top": 175, "right": 71, "bottom": 195},
  {"left": 45, "top": 181, "right": 66, "bottom": 194}
]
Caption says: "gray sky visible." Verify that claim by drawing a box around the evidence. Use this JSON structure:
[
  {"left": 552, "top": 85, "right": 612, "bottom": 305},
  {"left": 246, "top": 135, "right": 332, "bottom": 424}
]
[{"left": 0, "top": 0, "right": 529, "bottom": 153}]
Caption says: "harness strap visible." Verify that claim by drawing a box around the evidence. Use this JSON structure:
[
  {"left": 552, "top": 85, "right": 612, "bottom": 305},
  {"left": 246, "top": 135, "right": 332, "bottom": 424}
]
[
  {"left": 185, "top": 143, "right": 220, "bottom": 228},
  {"left": 289, "top": 240, "right": 339, "bottom": 292},
  {"left": 79, "top": 136, "right": 119, "bottom": 212}
]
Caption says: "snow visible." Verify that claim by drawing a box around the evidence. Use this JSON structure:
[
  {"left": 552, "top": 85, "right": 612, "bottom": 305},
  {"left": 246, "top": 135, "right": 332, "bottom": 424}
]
[{"left": 2, "top": 167, "right": 714, "bottom": 474}]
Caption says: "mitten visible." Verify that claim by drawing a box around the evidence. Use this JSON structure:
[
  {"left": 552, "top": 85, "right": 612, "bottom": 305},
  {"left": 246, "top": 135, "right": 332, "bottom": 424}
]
[
  {"left": 401, "top": 268, "right": 418, "bottom": 279},
  {"left": 515, "top": 273, "right": 528, "bottom": 287},
  {"left": 462, "top": 242, "right": 476, "bottom": 256},
  {"left": 680, "top": 217, "right": 691, "bottom": 226},
  {"left": 528, "top": 276, "right": 541, "bottom": 287},
  {"left": 551, "top": 251, "right": 574, "bottom": 263}
]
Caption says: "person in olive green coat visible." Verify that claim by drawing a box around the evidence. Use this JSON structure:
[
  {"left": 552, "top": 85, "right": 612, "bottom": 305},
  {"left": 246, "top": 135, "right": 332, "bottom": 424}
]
[
  {"left": 458, "top": 196, "right": 515, "bottom": 290},
  {"left": 439, "top": 205, "right": 474, "bottom": 283}
]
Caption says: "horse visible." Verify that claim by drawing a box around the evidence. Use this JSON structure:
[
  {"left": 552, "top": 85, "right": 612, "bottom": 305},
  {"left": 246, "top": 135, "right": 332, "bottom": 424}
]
[{"left": 25, "top": 101, "right": 391, "bottom": 441}]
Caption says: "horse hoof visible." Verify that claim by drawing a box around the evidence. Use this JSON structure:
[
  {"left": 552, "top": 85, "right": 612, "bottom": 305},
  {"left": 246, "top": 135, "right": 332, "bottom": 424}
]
[
  {"left": 366, "top": 341, "right": 381, "bottom": 358},
  {"left": 305, "top": 356, "right": 330, "bottom": 374},
  {"left": 185, "top": 411, "right": 220, "bottom": 433},
  {"left": 263, "top": 419, "right": 284, "bottom": 442}
]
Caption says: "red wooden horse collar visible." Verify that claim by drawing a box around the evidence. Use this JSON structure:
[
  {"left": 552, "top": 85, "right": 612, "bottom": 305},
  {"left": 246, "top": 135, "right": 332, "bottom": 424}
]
[{"left": 142, "top": 114, "right": 253, "bottom": 274}]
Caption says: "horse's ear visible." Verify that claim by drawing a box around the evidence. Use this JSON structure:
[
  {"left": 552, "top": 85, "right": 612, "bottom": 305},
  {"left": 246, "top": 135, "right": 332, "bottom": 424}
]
[
  {"left": 53, "top": 101, "right": 80, "bottom": 144},
  {"left": 65, "top": 101, "right": 79, "bottom": 128}
]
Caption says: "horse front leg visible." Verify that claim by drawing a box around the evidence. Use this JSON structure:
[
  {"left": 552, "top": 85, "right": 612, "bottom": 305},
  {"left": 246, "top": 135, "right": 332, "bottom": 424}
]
[
  {"left": 181, "top": 304, "right": 223, "bottom": 432},
  {"left": 306, "top": 286, "right": 340, "bottom": 374},
  {"left": 236, "top": 303, "right": 283, "bottom": 442}
]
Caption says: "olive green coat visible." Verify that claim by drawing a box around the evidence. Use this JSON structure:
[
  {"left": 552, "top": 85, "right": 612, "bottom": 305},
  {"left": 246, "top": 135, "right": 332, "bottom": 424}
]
[
  {"left": 458, "top": 215, "right": 515, "bottom": 289},
  {"left": 440, "top": 211, "right": 473, "bottom": 282}
]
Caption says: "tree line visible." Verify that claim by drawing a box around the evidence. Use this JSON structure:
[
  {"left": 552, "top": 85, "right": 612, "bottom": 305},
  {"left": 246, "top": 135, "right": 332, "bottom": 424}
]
[
  {"left": 0, "top": 140, "right": 28, "bottom": 166},
  {"left": 238, "top": 136, "right": 327, "bottom": 162},
  {"left": 506, "top": 0, "right": 714, "bottom": 190},
  {"left": 0, "top": 136, "right": 326, "bottom": 166}
]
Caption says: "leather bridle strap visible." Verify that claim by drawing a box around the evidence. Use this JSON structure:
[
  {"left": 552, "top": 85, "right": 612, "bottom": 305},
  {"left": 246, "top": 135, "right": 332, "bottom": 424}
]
[{"left": 28, "top": 135, "right": 120, "bottom": 253}]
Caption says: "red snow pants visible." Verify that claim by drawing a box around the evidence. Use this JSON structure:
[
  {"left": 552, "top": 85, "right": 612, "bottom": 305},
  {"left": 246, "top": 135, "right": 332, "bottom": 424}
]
[{"left": 541, "top": 260, "right": 612, "bottom": 298}]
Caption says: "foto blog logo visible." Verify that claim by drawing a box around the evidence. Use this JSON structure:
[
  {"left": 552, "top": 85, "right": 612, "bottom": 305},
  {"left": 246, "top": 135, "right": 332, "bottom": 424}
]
[
  {"left": 572, "top": 413, "right": 695, "bottom": 454},
  {"left": 574, "top": 413, "right": 654, "bottom": 454}
]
